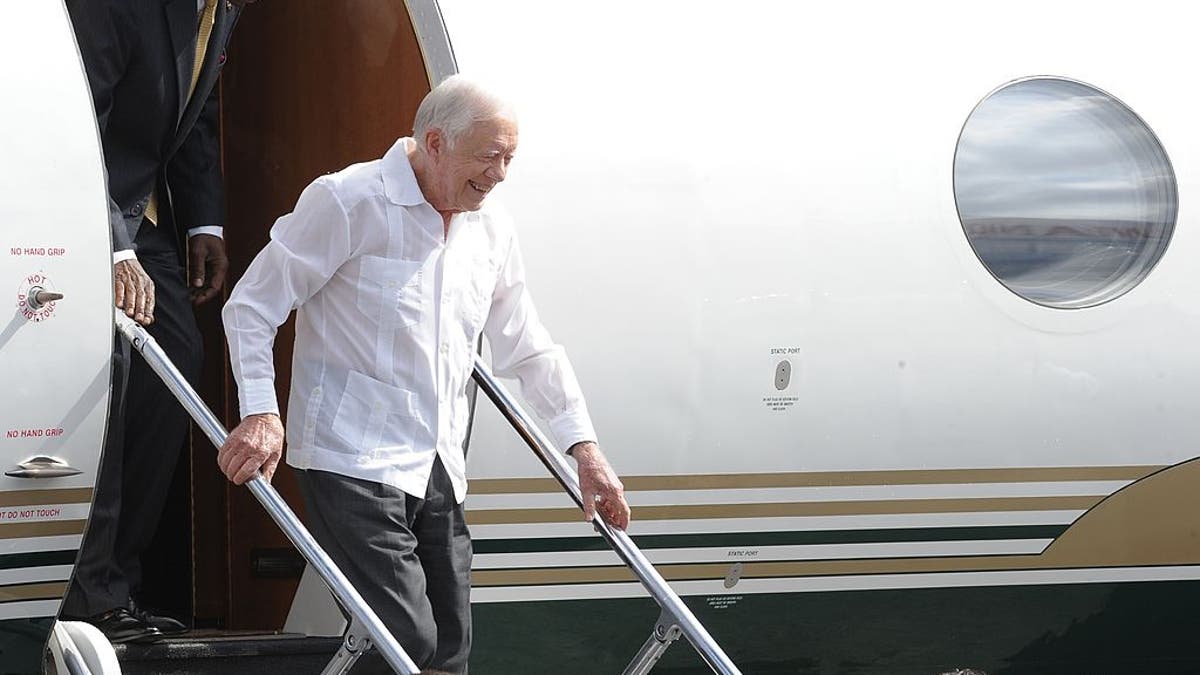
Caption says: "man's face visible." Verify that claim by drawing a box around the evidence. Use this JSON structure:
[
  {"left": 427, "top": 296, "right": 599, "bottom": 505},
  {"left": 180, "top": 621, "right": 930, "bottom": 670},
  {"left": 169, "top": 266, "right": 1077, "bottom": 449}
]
[{"left": 428, "top": 115, "right": 518, "bottom": 214}]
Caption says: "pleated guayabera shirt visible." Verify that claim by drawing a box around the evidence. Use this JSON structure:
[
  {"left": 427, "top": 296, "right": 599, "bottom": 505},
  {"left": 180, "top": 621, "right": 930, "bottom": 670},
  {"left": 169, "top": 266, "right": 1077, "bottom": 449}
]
[{"left": 222, "top": 138, "right": 597, "bottom": 502}]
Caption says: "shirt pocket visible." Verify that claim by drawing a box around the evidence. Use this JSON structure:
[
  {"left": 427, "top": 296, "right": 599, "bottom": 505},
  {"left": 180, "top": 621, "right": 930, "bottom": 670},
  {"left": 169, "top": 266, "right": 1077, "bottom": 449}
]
[
  {"left": 357, "top": 255, "right": 423, "bottom": 328},
  {"left": 331, "top": 370, "right": 423, "bottom": 455}
]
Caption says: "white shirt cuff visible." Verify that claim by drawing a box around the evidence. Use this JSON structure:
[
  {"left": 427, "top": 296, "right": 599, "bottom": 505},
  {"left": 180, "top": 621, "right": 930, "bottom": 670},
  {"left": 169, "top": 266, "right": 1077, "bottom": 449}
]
[
  {"left": 187, "top": 226, "right": 224, "bottom": 239},
  {"left": 548, "top": 407, "right": 598, "bottom": 453},
  {"left": 238, "top": 377, "right": 280, "bottom": 419},
  {"left": 113, "top": 249, "right": 137, "bottom": 264}
]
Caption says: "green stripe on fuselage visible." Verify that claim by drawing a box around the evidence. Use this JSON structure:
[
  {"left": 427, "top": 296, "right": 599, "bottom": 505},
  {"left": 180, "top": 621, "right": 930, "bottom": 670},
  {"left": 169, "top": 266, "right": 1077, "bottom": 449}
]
[
  {"left": 473, "top": 525, "right": 1067, "bottom": 554},
  {"left": 0, "top": 550, "right": 77, "bottom": 571}
]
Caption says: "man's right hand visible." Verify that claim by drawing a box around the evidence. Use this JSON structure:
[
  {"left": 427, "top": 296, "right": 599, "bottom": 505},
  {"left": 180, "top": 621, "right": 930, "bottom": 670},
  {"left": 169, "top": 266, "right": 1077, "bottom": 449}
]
[
  {"left": 219, "top": 413, "right": 285, "bottom": 485},
  {"left": 114, "top": 259, "right": 155, "bottom": 326}
]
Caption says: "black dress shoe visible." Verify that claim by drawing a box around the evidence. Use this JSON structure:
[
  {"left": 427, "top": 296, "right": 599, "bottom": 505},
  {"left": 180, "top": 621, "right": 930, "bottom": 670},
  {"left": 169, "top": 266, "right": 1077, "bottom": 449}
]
[
  {"left": 73, "top": 607, "right": 163, "bottom": 644},
  {"left": 128, "top": 599, "right": 187, "bottom": 635}
]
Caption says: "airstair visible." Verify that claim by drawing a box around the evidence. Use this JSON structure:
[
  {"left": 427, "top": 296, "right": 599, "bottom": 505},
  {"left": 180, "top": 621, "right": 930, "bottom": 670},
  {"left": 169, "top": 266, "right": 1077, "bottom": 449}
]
[{"left": 50, "top": 311, "right": 743, "bottom": 675}]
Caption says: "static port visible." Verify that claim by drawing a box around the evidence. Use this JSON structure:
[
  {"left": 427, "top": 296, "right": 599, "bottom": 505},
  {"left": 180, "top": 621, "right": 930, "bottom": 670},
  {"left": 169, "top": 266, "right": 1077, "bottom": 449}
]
[{"left": 774, "top": 360, "right": 791, "bottom": 390}]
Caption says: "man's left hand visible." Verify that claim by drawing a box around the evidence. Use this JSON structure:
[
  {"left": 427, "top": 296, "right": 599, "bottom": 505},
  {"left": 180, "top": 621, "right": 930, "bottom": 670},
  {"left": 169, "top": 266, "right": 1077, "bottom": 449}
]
[
  {"left": 218, "top": 413, "right": 284, "bottom": 485},
  {"left": 188, "top": 234, "right": 228, "bottom": 306},
  {"left": 570, "top": 441, "right": 631, "bottom": 530}
]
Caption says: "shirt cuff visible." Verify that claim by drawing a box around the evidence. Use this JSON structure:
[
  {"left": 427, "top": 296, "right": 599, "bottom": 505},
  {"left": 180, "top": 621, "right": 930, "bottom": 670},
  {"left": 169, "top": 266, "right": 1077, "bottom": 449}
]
[
  {"left": 113, "top": 249, "right": 137, "bottom": 264},
  {"left": 548, "top": 406, "right": 598, "bottom": 453},
  {"left": 187, "top": 226, "right": 224, "bottom": 239},
  {"left": 237, "top": 377, "right": 280, "bottom": 419}
]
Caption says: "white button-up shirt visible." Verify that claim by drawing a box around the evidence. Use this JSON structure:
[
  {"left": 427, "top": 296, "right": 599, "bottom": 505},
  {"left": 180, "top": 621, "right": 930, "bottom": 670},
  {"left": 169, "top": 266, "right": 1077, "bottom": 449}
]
[{"left": 222, "top": 138, "right": 596, "bottom": 502}]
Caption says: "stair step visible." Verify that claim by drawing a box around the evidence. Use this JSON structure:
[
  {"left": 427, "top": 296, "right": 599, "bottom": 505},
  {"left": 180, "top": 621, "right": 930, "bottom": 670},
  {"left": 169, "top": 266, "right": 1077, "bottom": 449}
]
[{"left": 114, "top": 632, "right": 357, "bottom": 675}]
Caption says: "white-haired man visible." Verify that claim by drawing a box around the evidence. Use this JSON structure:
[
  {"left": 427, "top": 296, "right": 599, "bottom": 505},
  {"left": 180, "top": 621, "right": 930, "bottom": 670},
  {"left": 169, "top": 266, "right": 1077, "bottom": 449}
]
[{"left": 217, "top": 76, "right": 630, "bottom": 673}]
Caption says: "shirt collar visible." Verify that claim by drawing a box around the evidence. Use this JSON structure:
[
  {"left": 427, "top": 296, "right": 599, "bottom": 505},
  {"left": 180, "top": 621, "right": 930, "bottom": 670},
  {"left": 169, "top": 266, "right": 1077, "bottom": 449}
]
[{"left": 382, "top": 138, "right": 427, "bottom": 207}]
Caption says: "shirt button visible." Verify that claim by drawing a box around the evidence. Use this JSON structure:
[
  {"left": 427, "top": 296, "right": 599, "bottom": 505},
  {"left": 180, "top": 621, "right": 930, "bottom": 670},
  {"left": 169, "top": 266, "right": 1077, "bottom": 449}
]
[{"left": 440, "top": 343, "right": 449, "bottom": 354}]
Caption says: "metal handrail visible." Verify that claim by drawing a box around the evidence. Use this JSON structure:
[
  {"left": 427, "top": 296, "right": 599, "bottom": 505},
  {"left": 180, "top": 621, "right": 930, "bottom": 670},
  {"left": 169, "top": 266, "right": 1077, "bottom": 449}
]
[
  {"left": 114, "top": 310, "right": 419, "bottom": 675},
  {"left": 472, "top": 355, "right": 742, "bottom": 675}
]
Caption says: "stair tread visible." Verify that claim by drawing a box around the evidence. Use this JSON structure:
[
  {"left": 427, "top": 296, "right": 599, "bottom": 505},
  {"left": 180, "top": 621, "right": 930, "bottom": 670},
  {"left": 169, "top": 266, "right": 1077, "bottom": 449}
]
[{"left": 116, "top": 632, "right": 344, "bottom": 661}]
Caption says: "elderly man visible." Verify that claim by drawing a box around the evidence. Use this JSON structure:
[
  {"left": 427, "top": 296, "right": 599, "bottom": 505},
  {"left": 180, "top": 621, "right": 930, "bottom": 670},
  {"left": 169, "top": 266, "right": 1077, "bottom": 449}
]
[{"left": 218, "top": 76, "right": 630, "bottom": 673}]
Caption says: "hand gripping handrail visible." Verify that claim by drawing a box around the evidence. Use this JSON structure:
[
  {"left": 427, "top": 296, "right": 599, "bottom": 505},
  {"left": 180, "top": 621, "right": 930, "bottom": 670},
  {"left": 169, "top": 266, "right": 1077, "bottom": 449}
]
[
  {"left": 472, "top": 355, "right": 742, "bottom": 675},
  {"left": 114, "top": 310, "right": 419, "bottom": 675}
]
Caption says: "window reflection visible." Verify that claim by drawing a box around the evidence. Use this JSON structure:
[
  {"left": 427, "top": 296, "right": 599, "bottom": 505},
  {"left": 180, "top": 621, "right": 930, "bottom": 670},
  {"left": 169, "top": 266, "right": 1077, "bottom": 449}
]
[{"left": 954, "top": 78, "right": 1176, "bottom": 308}]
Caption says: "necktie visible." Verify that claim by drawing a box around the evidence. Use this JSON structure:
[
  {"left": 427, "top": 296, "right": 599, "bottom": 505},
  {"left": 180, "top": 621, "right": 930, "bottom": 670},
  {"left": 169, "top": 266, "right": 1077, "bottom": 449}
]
[
  {"left": 145, "top": 0, "right": 218, "bottom": 227},
  {"left": 190, "top": 0, "right": 218, "bottom": 94}
]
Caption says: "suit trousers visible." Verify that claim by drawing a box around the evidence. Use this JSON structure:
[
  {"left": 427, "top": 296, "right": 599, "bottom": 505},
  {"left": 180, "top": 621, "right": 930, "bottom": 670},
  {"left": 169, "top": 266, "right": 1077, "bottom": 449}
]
[
  {"left": 63, "top": 222, "right": 202, "bottom": 616},
  {"left": 297, "top": 456, "right": 473, "bottom": 675}
]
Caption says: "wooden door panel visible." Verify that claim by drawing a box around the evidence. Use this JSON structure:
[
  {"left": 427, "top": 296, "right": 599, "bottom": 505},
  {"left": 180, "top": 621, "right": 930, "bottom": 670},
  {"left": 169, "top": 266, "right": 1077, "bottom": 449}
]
[{"left": 197, "top": 1, "right": 431, "bottom": 630}]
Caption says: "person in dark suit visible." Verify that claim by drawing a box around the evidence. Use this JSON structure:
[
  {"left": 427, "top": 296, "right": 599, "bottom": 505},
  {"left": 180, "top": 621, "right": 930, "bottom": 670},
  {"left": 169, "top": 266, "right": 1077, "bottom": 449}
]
[{"left": 61, "top": 0, "right": 256, "bottom": 644}]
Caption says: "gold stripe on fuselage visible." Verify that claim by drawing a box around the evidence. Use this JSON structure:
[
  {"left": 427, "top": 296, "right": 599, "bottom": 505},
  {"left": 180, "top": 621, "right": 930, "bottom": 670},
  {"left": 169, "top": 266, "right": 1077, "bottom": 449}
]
[
  {"left": 0, "top": 488, "right": 93, "bottom": 507},
  {"left": 473, "top": 557, "right": 1057, "bottom": 587},
  {"left": 0, "top": 581, "right": 68, "bottom": 602},
  {"left": 0, "top": 520, "right": 86, "bottom": 540},
  {"left": 469, "top": 466, "right": 1160, "bottom": 495}
]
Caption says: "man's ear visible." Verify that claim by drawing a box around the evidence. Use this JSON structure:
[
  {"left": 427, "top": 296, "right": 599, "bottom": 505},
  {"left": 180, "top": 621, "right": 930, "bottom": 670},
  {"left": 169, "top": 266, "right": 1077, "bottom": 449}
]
[{"left": 425, "top": 128, "right": 444, "bottom": 159}]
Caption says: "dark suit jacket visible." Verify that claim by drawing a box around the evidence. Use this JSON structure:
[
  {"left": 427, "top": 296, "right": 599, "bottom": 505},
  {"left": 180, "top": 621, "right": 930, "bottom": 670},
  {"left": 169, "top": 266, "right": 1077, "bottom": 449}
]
[{"left": 66, "top": 0, "right": 241, "bottom": 254}]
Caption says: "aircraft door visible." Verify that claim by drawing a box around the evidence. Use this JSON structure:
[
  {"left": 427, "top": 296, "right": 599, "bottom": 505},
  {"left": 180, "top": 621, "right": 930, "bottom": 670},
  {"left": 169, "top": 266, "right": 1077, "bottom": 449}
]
[{"left": 0, "top": 2, "right": 115, "bottom": 672}]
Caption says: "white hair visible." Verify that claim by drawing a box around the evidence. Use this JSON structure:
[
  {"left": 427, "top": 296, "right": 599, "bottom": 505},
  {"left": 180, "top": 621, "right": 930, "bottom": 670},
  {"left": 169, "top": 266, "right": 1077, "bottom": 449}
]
[{"left": 412, "top": 75, "right": 515, "bottom": 149}]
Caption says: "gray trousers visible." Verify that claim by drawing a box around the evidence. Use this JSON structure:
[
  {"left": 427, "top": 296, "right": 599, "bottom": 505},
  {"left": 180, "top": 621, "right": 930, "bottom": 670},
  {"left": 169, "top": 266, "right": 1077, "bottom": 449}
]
[{"left": 297, "top": 457, "right": 472, "bottom": 674}]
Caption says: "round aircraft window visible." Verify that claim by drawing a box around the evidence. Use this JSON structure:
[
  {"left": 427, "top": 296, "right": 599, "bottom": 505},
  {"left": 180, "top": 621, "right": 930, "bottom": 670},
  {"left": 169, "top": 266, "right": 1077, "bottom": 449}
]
[{"left": 953, "top": 77, "right": 1176, "bottom": 308}]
